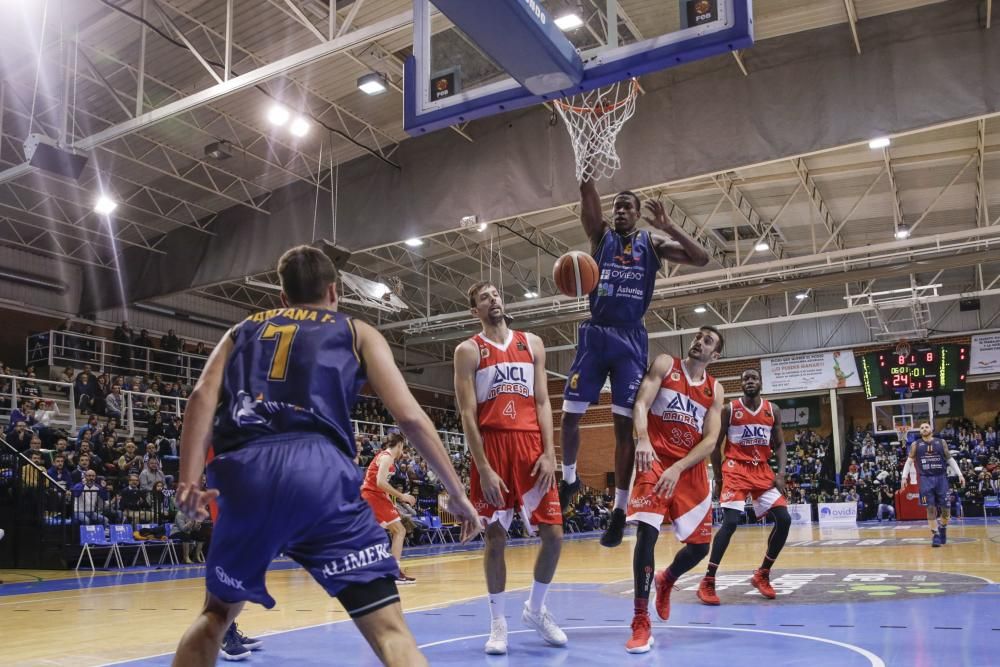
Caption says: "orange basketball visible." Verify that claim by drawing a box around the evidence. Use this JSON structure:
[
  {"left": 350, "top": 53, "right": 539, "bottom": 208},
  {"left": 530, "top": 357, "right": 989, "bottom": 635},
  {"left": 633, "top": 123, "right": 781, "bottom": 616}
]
[{"left": 553, "top": 250, "right": 599, "bottom": 298}]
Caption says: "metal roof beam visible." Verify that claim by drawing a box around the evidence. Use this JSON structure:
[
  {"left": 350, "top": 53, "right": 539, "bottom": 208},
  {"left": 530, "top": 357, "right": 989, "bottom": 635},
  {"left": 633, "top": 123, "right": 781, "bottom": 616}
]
[
  {"left": 712, "top": 173, "right": 786, "bottom": 260},
  {"left": 842, "top": 0, "right": 862, "bottom": 54},
  {"left": 976, "top": 118, "right": 990, "bottom": 227},
  {"left": 791, "top": 157, "right": 845, "bottom": 250}
]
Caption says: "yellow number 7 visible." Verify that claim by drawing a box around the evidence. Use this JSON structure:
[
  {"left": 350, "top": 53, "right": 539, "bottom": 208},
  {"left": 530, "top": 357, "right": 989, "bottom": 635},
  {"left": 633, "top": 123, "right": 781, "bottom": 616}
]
[{"left": 259, "top": 323, "right": 298, "bottom": 381}]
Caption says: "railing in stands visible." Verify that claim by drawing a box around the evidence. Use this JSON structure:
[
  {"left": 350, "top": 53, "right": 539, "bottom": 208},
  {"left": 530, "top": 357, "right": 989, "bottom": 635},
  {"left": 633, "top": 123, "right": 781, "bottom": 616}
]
[
  {"left": 27, "top": 330, "right": 209, "bottom": 385},
  {"left": 123, "top": 390, "right": 186, "bottom": 440},
  {"left": 0, "top": 372, "right": 78, "bottom": 433},
  {"left": 352, "top": 419, "right": 466, "bottom": 453}
]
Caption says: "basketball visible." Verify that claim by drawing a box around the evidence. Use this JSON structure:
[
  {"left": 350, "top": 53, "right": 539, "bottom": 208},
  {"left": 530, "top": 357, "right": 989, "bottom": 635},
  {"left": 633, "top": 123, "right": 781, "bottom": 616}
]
[{"left": 553, "top": 251, "right": 599, "bottom": 298}]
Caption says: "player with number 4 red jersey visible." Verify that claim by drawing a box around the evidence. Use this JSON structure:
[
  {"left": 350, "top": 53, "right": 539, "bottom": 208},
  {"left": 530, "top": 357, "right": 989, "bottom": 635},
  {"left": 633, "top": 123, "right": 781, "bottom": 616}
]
[{"left": 454, "top": 282, "right": 566, "bottom": 655}]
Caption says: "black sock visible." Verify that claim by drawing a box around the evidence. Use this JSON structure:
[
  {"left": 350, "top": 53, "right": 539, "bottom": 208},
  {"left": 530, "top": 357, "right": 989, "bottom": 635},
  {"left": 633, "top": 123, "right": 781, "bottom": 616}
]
[
  {"left": 760, "top": 555, "right": 776, "bottom": 571},
  {"left": 706, "top": 562, "right": 719, "bottom": 578},
  {"left": 761, "top": 506, "right": 791, "bottom": 570},
  {"left": 633, "top": 523, "right": 659, "bottom": 602}
]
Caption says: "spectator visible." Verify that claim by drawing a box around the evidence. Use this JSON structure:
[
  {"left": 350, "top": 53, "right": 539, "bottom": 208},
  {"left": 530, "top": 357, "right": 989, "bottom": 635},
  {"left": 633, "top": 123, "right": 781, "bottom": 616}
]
[
  {"left": 148, "top": 480, "right": 175, "bottom": 522},
  {"left": 117, "top": 440, "right": 143, "bottom": 478},
  {"left": 26, "top": 435, "right": 51, "bottom": 467},
  {"left": 48, "top": 454, "right": 73, "bottom": 490},
  {"left": 71, "top": 470, "right": 108, "bottom": 525},
  {"left": 135, "top": 329, "right": 154, "bottom": 372},
  {"left": 113, "top": 321, "right": 135, "bottom": 372},
  {"left": 159, "top": 329, "right": 181, "bottom": 376},
  {"left": 139, "top": 457, "right": 166, "bottom": 490},
  {"left": 21, "top": 369, "right": 41, "bottom": 398},
  {"left": 20, "top": 451, "right": 47, "bottom": 489},
  {"left": 119, "top": 473, "right": 151, "bottom": 525},
  {"left": 105, "top": 385, "right": 124, "bottom": 420},
  {"left": 8, "top": 400, "right": 35, "bottom": 433},
  {"left": 58, "top": 366, "right": 75, "bottom": 393},
  {"left": 72, "top": 453, "right": 94, "bottom": 485},
  {"left": 9, "top": 420, "right": 33, "bottom": 452},
  {"left": 74, "top": 372, "right": 98, "bottom": 412}
]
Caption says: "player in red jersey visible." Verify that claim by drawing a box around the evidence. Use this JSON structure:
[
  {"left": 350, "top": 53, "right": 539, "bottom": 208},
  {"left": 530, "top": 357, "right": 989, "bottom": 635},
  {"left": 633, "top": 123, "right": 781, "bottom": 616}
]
[
  {"left": 454, "top": 282, "right": 566, "bottom": 656},
  {"left": 361, "top": 432, "right": 417, "bottom": 585},
  {"left": 696, "top": 368, "right": 790, "bottom": 605},
  {"left": 624, "top": 327, "right": 724, "bottom": 654}
]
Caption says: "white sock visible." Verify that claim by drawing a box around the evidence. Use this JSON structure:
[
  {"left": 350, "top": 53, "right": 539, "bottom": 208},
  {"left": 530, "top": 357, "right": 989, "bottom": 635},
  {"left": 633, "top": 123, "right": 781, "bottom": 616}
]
[
  {"left": 488, "top": 592, "right": 506, "bottom": 621},
  {"left": 562, "top": 463, "right": 577, "bottom": 485},
  {"left": 614, "top": 488, "right": 629, "bottom": 511},
  {"left": 527, "top": 580, "right": 549, "bottom": 613}
]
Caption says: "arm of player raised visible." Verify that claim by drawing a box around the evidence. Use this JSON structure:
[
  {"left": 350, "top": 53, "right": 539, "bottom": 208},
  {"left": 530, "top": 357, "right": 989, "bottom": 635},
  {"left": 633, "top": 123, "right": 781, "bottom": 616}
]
[
  {"left": 175, "top": 330, "right": 233, "bottom": 519},
  {"left": 580, "top": 178, "right": 607, "bottom": 251},
  {"left": 711, "top": 403, "right": 731, "bottom": 486},
  {"left": 645, "top": 199, "right": 710, "bottom": 267},
  {"left": 772, "top": 406, "right": 787, "bottom": 493},
  {"left": 633, "top": 354, "right": 674, "bottom": 472},
  {"left": 528, "top": 333, "right": 557, "bottom": 492}
]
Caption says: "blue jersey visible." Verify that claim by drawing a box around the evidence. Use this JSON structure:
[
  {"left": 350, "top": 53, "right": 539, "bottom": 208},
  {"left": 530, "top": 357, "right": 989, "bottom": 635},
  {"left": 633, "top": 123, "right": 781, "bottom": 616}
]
[
  {"left": 590, "top": 228, "right": 661, "bottom": 327},
  {"left": 915, "top": 438, "right": 947, "bottom": 477},
  {"left": 213, "top": 307, "right": 364, "bottom": 457}
]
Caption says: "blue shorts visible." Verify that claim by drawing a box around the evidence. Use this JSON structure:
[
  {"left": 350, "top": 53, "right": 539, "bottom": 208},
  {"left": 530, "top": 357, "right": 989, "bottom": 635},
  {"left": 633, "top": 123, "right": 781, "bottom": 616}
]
[
  {"left": 205, "top": 434, "right": 399, "bottom": 609},
  {"left": 563, "top": 321, "right": 647, "bottom": 417},
  {"left": 919, "top": 475, "right": 950, "bottom": 507}
]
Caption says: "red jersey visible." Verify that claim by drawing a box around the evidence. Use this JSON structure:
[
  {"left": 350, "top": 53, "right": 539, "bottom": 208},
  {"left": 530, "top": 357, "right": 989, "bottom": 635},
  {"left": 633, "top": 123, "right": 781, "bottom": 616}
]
[
  {"left": 648, "top": 356, "right": 717, "bottom": 459},
  {"left": 724, "top": 397, "right": 776, "bottom": 464},
  {"left": 471, "top": 330, "right": 538, "bottom": 432},
  {"left": 361, "top": 450, "right": 394, "bottom": 497}
]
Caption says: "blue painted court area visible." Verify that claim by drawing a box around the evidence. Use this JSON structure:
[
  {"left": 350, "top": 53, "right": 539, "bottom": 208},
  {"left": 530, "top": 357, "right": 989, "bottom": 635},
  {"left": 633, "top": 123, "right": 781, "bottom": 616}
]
[{"left": 115, "top": 577, "right": 999, "bottom": 667}]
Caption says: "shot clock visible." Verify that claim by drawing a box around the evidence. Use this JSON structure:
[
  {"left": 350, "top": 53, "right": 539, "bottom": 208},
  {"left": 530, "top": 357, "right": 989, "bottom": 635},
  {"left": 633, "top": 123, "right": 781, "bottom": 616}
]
[{"left": 859, "top": 344, "right": 968, "bottom": 399}]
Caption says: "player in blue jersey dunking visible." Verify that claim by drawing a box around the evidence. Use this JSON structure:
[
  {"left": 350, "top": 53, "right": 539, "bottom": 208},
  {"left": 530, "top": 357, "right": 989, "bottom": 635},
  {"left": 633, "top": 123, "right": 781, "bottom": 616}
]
[
  {"left": 901, "top": 422, "right": 965, "bottom": 547},
  {"left": 559, "top": 177, "right": 710, "bottom": 547},
  {"left": 902, "top": 422, "right": 965, "bottom": 547},
  {"left": 171, "top": 246, "right": 482, "bottom": 667}
]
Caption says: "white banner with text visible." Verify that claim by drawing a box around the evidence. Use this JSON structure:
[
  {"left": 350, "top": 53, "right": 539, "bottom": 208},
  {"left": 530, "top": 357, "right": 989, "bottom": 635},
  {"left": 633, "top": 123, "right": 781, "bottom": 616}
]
[
  {"left": 818, "top": 502, "right": 857, "bottom": 524},
  {"left": 761, "top": 351, "right": 860, "bottom": 394}
]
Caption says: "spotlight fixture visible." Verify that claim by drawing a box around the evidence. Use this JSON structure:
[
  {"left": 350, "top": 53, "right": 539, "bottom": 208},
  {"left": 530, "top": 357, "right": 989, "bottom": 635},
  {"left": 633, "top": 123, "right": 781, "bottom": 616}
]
[
  {"left": 895, "top": 225, "right": 910, "bottom": 240},
  {"left": 267, "top": 104, "right": 290, "bottom": 126},
  {"left": 94, "top": 194, "right": 117, "bottom": 215},
  {"left": 694, "top": 306, "right": 707, "bottom": 314},
  {"left": 795, "top": 293, "right": 809, "bottom": 300},
  {"left": 357, "top": 72, "right": 388, "bottom": 95},
  {"left": 404, "top": 238, "right": 424, "bottom": 247},
  {"left": 204, "top": 140, "right": 232, "bottom": 160},
  {"left": 868, "top": 136, "right": 891, "bottom": 149},
  {"left": 754, "top": 241, "right": 769, "bottom": 252},
  {"left": 524, "top": 291, "right": 539, "bottom": 299},
  {"left": 289, "top": 117, "right": 310, "bottom": 137},
  {"left": 554, "top": 12, "right": 584, "bottom": 30},
  {"left": 477, "top": 222, "right": 489, "bottom": 232}
]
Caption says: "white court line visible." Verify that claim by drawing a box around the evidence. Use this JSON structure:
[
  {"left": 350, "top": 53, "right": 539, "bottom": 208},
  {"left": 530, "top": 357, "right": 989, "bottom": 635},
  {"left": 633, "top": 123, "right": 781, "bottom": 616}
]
[
  {"left": 417, "top": 625, "right": 886, "bottom": 667},
  {"left": 98, "top": 586, "right": 530, "bottom": 667}
]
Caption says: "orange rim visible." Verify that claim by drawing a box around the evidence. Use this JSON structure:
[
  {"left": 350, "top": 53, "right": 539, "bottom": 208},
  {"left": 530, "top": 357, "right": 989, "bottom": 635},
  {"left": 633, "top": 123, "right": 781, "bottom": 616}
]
[{"left": 553, "top": 79, "right": 639, "bottom": 114}]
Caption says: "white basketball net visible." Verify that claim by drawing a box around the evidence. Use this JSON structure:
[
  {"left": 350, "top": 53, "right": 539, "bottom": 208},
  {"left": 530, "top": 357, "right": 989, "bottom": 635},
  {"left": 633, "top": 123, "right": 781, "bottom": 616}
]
[{"left": 554, "top": 79, "right": 639, "bottom": 182}]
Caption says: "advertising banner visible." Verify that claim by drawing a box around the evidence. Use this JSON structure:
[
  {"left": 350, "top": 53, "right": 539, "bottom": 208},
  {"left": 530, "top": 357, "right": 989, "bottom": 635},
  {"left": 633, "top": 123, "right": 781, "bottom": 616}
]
[
  {"left": 970, "top": 333, "right": 1000, "bottom": 375},
  {"left": 762, "top": 351, "right": 860, "bottom": 394},
  {"left": 787, "top": 503, "right": 813, "bottom": 524},
  {"left": 818, "top": 502, "right": 857, "bottom": 524}
]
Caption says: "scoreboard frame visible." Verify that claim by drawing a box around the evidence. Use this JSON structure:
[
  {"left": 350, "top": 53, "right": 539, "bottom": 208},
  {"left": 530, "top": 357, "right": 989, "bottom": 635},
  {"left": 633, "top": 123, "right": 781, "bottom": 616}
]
[{"left": 859, "top": 344, "right": 968, "bottom": 399}]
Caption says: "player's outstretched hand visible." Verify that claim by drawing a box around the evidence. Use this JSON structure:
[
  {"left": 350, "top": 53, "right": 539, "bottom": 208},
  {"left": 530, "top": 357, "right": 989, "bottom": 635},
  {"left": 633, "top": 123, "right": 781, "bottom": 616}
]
[
  {"left": 642, "top": 199, "right": 670, "bottom": 230},
  {"left": 531, "top": 453, "right": 557, "bottom": 493},
  {"left": 176, "top": 480, "right": 219, "bottom": 521},
  {"left": 401, "top": 493, "right": 417, "bottom": 507},
  {"left": 653, "top": 464, "right": 681, "bottom": 499},
  {"left": 634, "top": 435, "right": 659, "bottom": 473},
  {"left": 445, "top": 494, "right": 485, "bottom": 544},
  {"left": 479, "top": 466, "right": 509, "bottom": 508}
]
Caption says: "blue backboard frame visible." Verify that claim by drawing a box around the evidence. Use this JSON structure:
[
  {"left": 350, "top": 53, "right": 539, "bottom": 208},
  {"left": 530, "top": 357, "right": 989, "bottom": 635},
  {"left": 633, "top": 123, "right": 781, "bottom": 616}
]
[{"left": 404, "top": 0, "right": 754, "bottom": 136}]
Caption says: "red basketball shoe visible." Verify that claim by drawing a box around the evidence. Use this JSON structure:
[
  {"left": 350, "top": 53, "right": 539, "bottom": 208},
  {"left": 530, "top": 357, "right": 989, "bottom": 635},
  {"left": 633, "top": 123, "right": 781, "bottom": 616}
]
[
  {"left": 697, "top": 576, "right": 720, "bottom": 605},
  {"left": 653, "top": 570, "right": 675, "bottom": 620},
  {"left": 750, "top": 568, "right": 777, "bottom": 599},
  {"left": 625, "top": 612, "right": 654, "bottom": 654}
]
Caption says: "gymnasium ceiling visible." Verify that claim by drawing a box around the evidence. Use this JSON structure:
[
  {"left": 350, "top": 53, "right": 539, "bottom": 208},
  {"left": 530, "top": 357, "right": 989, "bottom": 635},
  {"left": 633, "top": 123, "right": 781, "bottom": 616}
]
[{"left": 0, "top": 0, "right": 998, "bottom": 368}]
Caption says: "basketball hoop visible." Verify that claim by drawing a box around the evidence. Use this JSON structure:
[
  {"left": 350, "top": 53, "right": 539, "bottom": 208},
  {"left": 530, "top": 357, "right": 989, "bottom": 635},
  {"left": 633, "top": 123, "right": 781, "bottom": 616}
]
[
  {"left": 894, "top": 339, "right": 911, "bottom": 358},
  {"left": 554, "top": 78, "right": 640, "bottom": 182}
]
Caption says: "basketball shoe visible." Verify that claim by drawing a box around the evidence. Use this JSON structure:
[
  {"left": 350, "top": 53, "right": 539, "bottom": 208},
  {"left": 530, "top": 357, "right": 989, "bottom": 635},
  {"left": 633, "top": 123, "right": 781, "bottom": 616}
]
[
  {"left": 750, "top": 569, "right": 777, "bottom": 599},
  {"left": 625, "top": 612, "right": 653, "bottom": 654},
  {"left": 396, "top": 570, "right": 416, "bottom": 585},
  {"left": 600, "top": 508, "right": 626, "bottom": 547},
  {"left": 484, "top": 617, "right": 508, "bottom": 655},
  {"left": 233, "top": 623, "right": 262, "bottom": 650},
  {"left": 220, "top": 625, "right": 251, "bottom": 661},
  {"left": 653, "top": 570, "right": 675, "bottom": 620},
  {"left": 939, "top": 524, "right": 947, "bottom": 544},
  {"left": 522, "top": 601, "right": 568, "bottom": 646},
  {"left": 931, "top": 531, "right": 942, "bottom": 547},
  {"left": 558, "top": 479, "right": 580, "bottom": 512},
  {"left": 697, "top": 576, "right": 720, "bottom": 605}
]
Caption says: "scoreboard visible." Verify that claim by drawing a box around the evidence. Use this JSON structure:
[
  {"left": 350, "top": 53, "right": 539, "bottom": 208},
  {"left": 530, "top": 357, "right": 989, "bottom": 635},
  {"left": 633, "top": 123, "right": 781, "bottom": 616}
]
[{"left": 859, "top": 344, "right": 969, "bottom": 399}]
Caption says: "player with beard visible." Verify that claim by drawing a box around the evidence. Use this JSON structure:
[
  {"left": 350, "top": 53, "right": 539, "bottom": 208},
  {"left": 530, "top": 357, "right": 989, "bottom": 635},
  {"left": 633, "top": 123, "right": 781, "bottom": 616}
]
[
  {"left": 696, "top": 368, "right": 790, "bottom": 606},
  {"left": 454, "top": 282, "right": 566, "bottom": 655},
  {"left": 902, "top": 422, "right": 965, "bottom": 547},
  {"left": 623, "top": 327, "right": 724, "bottom": 654},
  {"left": 559, "top": 179, "right": 710, "bottom": 548}
]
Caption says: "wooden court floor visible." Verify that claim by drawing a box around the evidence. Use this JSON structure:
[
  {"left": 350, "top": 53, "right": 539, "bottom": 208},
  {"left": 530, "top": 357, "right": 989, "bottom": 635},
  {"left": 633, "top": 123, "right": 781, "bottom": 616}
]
[{"left": 2, "top": 519, "right": 999, "bottom": 666}]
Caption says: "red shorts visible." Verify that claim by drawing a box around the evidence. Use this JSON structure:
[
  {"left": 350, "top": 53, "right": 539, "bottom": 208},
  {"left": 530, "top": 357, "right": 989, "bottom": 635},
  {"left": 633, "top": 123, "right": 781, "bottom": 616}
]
[
  {"left": 719, "top": 458, "right": 787, "bottom": 516},
  {"left": 361, "top": 489, "right": 400, "bottom": 527},
  {"left": 626, "top": 459, "right": 712, "bottom": 544},
  {"left": 470, "top": 430, "right": 562, "bottom": 532}
]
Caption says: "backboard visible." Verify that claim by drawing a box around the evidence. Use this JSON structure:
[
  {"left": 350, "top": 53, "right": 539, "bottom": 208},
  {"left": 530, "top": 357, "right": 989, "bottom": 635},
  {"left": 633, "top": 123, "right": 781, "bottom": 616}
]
[
  {"left": 405, "top": 0, "right": 754, "bottom": 135},
  {"left": 871, "top": 397, "right": 934, "bottom": 437}
]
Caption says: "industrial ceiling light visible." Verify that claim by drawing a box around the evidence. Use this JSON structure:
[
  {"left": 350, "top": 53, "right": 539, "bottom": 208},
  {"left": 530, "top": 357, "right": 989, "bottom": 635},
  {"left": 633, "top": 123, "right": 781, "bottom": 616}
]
[
  {"left": 524, "top": 291, "right": 539, "bottom": 299},
  {"left": 795, "top": 293, "right": 809, "bottom": 300},
  {"left": 357, "top": 72, "right": 388, "bottom": 95},
  {"left": 404, "top": 238, "right": 424, "bottom": 247},
  {"left": 895, "top": 225, "right": 910, "bottom": 239},
  {"left": 868, "top": 136, "right": 891, "bottom": 149},
  {"left": 94, "top": 194, "right": 117, "bottom": 215},
  {"left": 477, "top": 222, "right": 489, "bottom": 232},
  {"left": 204, "top": 140, "right": 232, "bottom": 160},
  {"left": 289, "top": 117, "right": 310, "bottom": 137},
  {"left": 754, "top": 241, "right": 769, "bottom": 252},
  {"left": 267, "top": 104, "right": 290, "bottom": 126},
  {"left": 694, "top": 306, "right": 707, "bottom": 314},
  {"left": 554, "top": 12, "right": 584, "bottom": 30}
]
